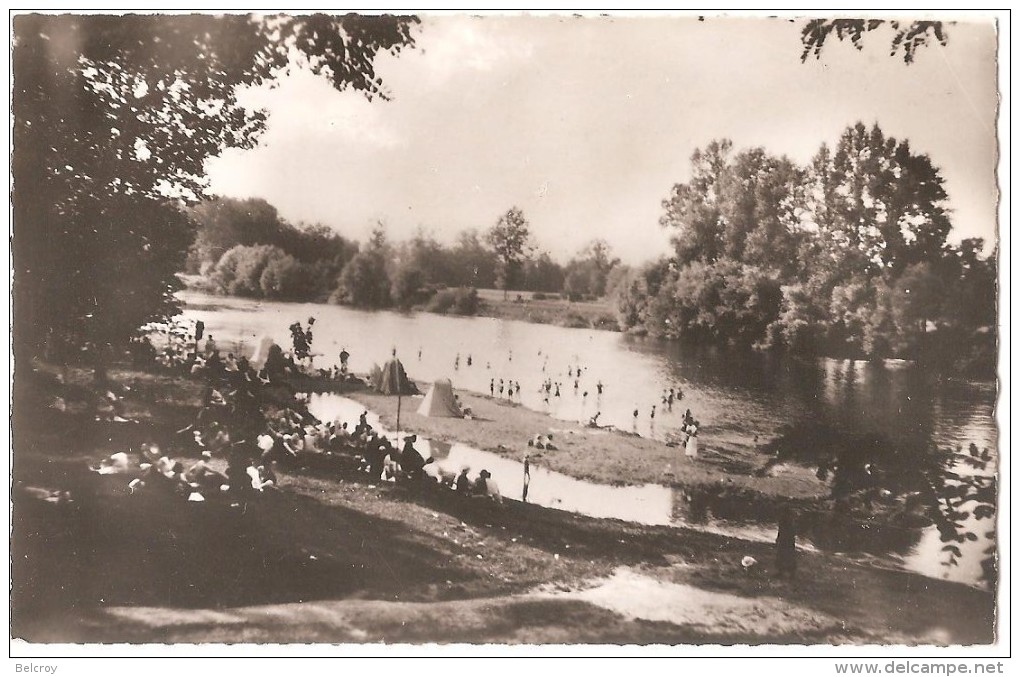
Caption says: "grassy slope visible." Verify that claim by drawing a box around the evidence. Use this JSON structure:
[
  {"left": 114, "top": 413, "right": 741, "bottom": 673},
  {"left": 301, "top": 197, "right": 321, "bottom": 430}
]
[
  {"left": 11, "top": 362, "right": 995, "bottom": 645},
  {"left": 472, "top": 288, "right": 619, "bottom": 330}
]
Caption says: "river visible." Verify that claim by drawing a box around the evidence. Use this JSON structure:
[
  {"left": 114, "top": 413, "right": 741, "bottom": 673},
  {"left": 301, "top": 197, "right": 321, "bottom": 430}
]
[{"left": 178, "top": 290, "right": 998, "bottom": 587}]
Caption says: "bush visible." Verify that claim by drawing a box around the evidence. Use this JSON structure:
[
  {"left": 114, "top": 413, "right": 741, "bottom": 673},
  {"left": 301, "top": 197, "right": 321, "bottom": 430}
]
[
  {"left": 336, "top": 251, "right": 390, "bottom": 308},
  {"left": 427, "top": 287, "right": 479, "bottom": 315},
  {"left": 532, "top": 291, "right": 547, "bottom": 301},
  {"left": 391, "top": 266, "right": 426, "bottom": 310},
  {"left": 211, "top": 244, "right": 288, "bottom": 297},
  {"left": 561, "top": 312, "right": 589, "bottom": 329},
  {"left": 591, "top": 313, "right": 620, "bottom": 331}
]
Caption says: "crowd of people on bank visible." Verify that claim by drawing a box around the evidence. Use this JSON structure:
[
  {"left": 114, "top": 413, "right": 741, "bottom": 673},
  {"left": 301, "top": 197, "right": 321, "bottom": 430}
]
[{"left": 93, "top": 318, "right": 506, "bottom": 506}]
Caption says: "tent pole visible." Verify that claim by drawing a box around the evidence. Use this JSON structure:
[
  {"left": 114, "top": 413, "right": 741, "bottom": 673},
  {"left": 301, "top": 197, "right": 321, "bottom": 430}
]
[{"left": 397, "top": 391, "right": 402, "bottom": 432}]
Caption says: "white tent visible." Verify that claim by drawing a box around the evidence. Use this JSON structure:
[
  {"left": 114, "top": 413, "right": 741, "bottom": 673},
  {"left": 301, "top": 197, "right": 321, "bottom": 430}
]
[{"left": 417, "top": 378, "right": 463, "bottom": 418}]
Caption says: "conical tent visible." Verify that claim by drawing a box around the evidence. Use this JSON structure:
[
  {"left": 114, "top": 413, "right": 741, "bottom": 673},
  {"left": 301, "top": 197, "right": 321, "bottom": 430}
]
[
  {"left": 375, "top": 358, "right": 418, "bottom": 395},
  {"left": 417, "top": 379, "right": 463, "bottom": 418}
]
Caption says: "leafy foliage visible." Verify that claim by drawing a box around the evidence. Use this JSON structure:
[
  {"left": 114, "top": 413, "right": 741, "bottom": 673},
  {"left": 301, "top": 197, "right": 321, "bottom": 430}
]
[
  {"left": 624, "top": 123, "right": 995, "bottom": 372},
  {"left": 562, "top": 239, "right": 621, "bottom": 300},
  {"left": 426, "top": 287, "right": 480, "bottom": 316},
  {"left": 800, "top": 19, "right": 949, "bottom": 64},
  {"left": 13, "top": 13, "right": 418, "bottom": 370},
  {"left": 487, "top": 207, "right": 535, "bottom": 299},
  {"left": 334, "top": 227, "right": 392, "bottom": 308}
]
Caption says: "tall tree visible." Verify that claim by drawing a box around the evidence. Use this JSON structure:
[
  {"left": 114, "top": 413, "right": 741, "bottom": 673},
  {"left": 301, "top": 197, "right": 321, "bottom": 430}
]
[
  {"left": 660, "top": 140, "right": 732, "bottom": 264},
  {"left": 716, "top": 149, "right": 805, "bottom": 276},
  {"left": 334, "top": 225, "right": 391, "bottom": 308},
  {"left": 486, "top": 207, "right": 534, "bottom": 299},
  {"left": 523, "top": 252, "right": 565, "bottom": 293},
  {"left": 811, "top": 123, "right": 953, "bottom": 276},
  {"left": 447, "top": 229, "right": 498, "bottom": 288},
  {"left": 13, "top": 13, "right": 418, "bottom": 375}
]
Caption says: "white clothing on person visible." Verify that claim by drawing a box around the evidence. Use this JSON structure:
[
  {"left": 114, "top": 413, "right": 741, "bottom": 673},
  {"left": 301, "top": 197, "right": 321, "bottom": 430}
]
[
  {"left": 257, "top": 434, "right": 275, "bottom": 453},
  {"left": 483, "top": 477, "right": 503, "bottom": 503},
  {"left": 155, "top": 456, "right": 177, "bottom": 478},
  {"left": 685, "top": 426, "right": 699, "bottom": 459},
  {"left": 246, "top": 466, "right": 274, "bottom": 492},
  {"left": 95, "top": 452, "right": 131, "bottom": 475}
]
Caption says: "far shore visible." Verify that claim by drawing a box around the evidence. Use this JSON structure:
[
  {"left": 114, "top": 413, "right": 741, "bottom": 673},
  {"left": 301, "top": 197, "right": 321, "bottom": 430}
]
[{"left": 179, "top": 279, "right": 621, "bottom": 332}]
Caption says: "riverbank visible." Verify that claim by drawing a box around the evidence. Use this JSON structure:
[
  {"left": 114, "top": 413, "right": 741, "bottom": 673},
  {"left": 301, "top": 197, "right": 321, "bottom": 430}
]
[
  {"left": 473, "top": 288, "right": 620, "bottom": 331},
  {"left": 11, "top": 360, "right": 994, "bottom": 644},
  {"left": 179, "top": 278, "right": 621, "bottom": 332},
  {"left": 343, "top": 385, "right": 825, "bottom": 501}
]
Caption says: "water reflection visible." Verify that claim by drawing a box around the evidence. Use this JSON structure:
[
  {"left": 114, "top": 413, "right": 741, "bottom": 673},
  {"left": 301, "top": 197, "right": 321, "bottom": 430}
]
[
  {"left": 305, "top": 394, "right": 978, "bottom": 586},
  {"left": 182, "top": 292, "right": 996, "bottom": 587}
]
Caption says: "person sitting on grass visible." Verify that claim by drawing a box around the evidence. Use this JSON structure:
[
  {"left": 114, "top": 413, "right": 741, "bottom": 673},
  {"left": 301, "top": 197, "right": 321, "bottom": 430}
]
[
  {"left": 541, "top": 434, "right": 557, "bottom": 450},
  {"left": 456, "top": 467, "right": 472, "bottom": 493},
  {"left": 399, "top": 435, "right": 432, "bottom": 481},
  {"left": 473, "top": 469, "right": 503, "bottom": 504},
  {"left": 185, "top": 451, "right": 228, "bottom": 492},
  {"left": 91, "top": 451, "right": 132, "bottom": 475},
  {"left": 333, "top": 421, "right": 351, "bottom": 443},
  {"left": 226, "top": 449, "right": 255, "bottom": 501},
  {"left": 363, "top": 434, "right": 388, "bottom": 480}
]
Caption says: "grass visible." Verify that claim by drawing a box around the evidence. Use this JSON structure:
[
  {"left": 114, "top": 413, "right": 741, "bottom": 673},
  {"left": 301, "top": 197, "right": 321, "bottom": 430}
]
[
  {"left": 10, "top": 360, "right": 996, "bottom": 645},
  {"left": 472, "top": 288, "right": 620, "bottom": 331},
  {"left": 344, "top": 386, "right": 826, "bottom": 500}
]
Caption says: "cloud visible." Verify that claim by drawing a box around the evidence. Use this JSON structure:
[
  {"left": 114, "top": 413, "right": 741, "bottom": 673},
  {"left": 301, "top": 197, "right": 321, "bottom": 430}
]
[
  {"left": 405, "top": 16, "right": 534, "bottom": 86},
  {"left": 236, "top": 68, "right": 403, "bottom": 149}
]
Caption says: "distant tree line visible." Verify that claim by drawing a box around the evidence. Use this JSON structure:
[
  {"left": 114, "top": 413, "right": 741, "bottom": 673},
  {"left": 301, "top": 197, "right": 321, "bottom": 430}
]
[
  {"left": 189, "top": 199, "right": 623, "bottom": 313},
  {"left": 612, "top": 123, "right": 996, "bottom": 375}
]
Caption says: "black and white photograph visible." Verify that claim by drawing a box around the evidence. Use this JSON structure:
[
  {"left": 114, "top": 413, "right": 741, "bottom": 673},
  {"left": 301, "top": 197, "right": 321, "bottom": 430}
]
[{"left": 9, "top": 9, "right": 1008, "bottom": 659}]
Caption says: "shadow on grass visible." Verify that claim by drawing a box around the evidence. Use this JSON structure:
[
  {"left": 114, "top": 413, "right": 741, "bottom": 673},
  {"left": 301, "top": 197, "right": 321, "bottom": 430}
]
[{"left": 11, "top": 471, "right": 482, "bottom": 640}]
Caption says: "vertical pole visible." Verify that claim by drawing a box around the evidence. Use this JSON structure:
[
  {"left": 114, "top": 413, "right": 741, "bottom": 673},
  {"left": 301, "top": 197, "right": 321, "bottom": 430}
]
[
  {"left": 394, "top": 354, "right": 402, "bottom": 433},
  {"left": 397, "top": 390, "right": 402, "bottom": 433}
]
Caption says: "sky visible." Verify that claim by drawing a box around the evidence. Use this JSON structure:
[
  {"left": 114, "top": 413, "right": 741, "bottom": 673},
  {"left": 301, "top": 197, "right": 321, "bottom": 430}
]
[{"left": 206, "top": 14, "right": 1000, "bottom": 265}]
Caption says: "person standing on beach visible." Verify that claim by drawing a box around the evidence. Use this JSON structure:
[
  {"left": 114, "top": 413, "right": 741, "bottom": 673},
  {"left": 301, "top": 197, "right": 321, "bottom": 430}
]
[
  {"left": 684, "top": 421, "right": 699, "bottom": 459},
  {"left": 522, "top": 453, "right": 531, "bottom": 502},
  {"left": 775, "top": 507, "right": 797, "bottom": 580},
  {"left": 490, "top": 378, "right": 495, "bottom": 396}
]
